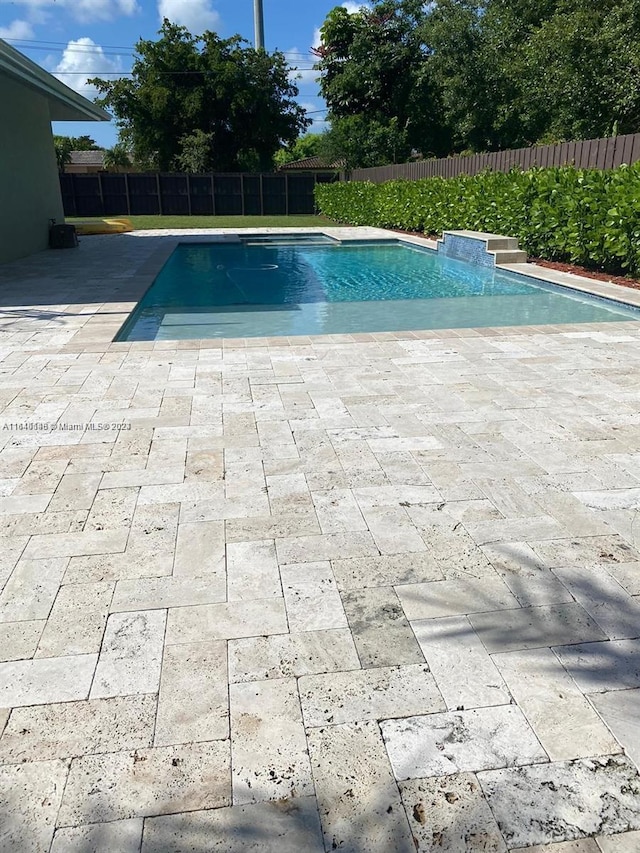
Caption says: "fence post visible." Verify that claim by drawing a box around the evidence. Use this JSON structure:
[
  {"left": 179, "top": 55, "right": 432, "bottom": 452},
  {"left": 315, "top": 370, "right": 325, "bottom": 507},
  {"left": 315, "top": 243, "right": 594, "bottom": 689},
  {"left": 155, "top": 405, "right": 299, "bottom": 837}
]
[
  {"left": 285, "top": 173, "right": 289, "bottom": 216},
  {"left": 187, "top": 174, "right": 192, "bottom": 216},
  {"left": 211, "top": 175, "right": 216, "bottom": 216},
  {"left": 240, "top": 173, "right": 246, "bottom": 216},
  {"left": 124, "top": 172, "right": 131, "bottom": 216},
  {"left": 156, "top": 173, "right": 163, "bottom": 215},
  {"left": 260, "top": 174, "right": 264, "bottom": 215},
  {"left": 98, "top": 172, "right": 105, "bottom": 215}
]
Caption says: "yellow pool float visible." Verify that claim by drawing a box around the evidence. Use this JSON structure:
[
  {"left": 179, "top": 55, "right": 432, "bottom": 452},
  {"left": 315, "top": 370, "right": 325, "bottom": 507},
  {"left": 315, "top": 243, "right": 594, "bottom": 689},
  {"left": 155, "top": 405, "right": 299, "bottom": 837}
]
[{"left": 73, "top": 218, "right": 134, "bottom": 236}]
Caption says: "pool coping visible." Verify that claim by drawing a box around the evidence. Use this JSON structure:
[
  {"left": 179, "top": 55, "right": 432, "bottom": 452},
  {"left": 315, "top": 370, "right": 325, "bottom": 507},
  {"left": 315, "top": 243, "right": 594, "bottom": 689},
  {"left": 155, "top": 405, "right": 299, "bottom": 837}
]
[{"left": 64, "top": 227, "right": 640, "bottom": 350}]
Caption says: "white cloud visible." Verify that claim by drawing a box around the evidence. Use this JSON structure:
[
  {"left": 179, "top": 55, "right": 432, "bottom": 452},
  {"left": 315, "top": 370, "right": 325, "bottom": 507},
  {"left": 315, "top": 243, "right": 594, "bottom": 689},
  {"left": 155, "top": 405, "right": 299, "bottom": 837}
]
[
  {"left": 53, "top": 37, "right": 122, "bottom": 100},
  {"left": 73, "top": 0, "right": 138, "bottom": 22},
  {"left": 300, "top": 102, "right": 328, "bottom": 132},
  {"left": 341, "top": 2, "right": 368, "bottom": 13},
  {"left": 0, "top": 0, "right": 138, "bottom": 24},
  {"left": 285, "top": 46, "right": 318, "bottom": 87},
  {"left": 0, "top": 19, "right": 35, "bottom": 39},
  {"left": 157, "top": 0, "right": 220, "bottom": 33}
]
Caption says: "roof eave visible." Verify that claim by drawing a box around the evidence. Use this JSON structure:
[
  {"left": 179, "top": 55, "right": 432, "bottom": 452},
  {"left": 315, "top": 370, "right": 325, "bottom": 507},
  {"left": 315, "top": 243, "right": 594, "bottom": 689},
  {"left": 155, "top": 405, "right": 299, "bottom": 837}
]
[{"left": 0, "top": 38, "right": 111, "bottom": 122}]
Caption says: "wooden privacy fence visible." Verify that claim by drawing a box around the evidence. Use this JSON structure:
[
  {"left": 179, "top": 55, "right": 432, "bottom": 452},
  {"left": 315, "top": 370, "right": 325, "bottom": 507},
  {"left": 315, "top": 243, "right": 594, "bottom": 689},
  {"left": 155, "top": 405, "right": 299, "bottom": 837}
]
[
  {"left": 59, "top": 171, "right": 338, "bottom": 218},
  {"left": 348, "top": 133, "right": 640, "bottom": 183}
]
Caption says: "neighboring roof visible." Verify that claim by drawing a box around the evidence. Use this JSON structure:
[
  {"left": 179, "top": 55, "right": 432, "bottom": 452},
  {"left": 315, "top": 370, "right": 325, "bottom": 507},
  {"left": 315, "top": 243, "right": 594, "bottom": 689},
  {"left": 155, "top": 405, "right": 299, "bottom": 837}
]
[
  {"left": 69, "top": 150, "right": 106, "bottom": 166},
  {"left": 0, "top": 39, "right": 110, "bottom": 122},
  {"left": 279, "top": 156, "right": 344, "bottom": 171}
]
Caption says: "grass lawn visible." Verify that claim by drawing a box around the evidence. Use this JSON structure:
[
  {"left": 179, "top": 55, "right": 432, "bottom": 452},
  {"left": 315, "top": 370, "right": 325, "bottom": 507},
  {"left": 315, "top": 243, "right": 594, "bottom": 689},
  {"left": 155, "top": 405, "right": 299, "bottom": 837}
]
[{"left": 66, "top": 214, "right": 336, "bottom": 230}]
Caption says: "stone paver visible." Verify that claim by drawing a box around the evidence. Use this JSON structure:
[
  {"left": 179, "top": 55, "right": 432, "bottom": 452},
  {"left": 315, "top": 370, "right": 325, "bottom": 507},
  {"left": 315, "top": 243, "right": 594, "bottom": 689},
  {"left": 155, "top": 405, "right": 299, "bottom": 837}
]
[
  {"left": 226, "top": 539, "right": 281, "bottom": 601},
  {"left": 341, "top": 586, "right": 425, "bottom": 668},
  {"left": 395, "top": 574, "right": 519, "bottom": 620},
  {"left": 35, "top": 580, "right": 113, "bottom": 657},
  {"left": 1, "top": 227, "right": 640, "bottom": 849},
  {"left": 469, "top": 603, "right": 607, "bottom": 653},
  {"left": 57, "top": 741, "right": 231, "bottom": 826},
  {"left": 553, "top": 639, "right": 640, "bottom": 693},
  {"left": 0, "top": 759, "right": 69, "bottom": 852},
  {"left": 141, "top": 798, "right": 325, "bottom": 852},
  {"left": 51, "top": 819, "right": 143, "bottom": 853},
  {"left": 381, "top": 705, "right": 547, "bottom": 780},
  {"left": 230, "top": 677, "right": 313, "bottom": 804},
  {"left": 400, "top": 773, "right": 508, "bottom": 852},
  {"left": 511, "top": 841, "right": 600, "bottom": 852},
  {"left": 0, "top": 654, "right": 97, "bottom": 707},
  {"left": 228, "top": 628, "right": 361, "bottom": 682},
  {"left": 478, "top": 756, "right": 640, "bottom": 848},
  {"left": 165, "top": 598, "right": 288, "bottom": 643},
  {"left": 412, "top": 616, "right": 511, "bottom": 709},
  {"left": 588, "top": 688, "right": 640, "bottom": 770},
  {"left": 280, "top": 561, "right": 348, "bottom": 632},
  {"left": 308, "top": 721, "right": 415, "bottom": 853},
  {"left": 299, "top": 663, "right": 444, "bottom": 727},
  {"left": 596, "top": 831, "right": 640, "bottom": 852},
  {"left": 0, "top": 620, "right": 44, "bottom": 662},
  {"left": 0, "top": 695, "right": 155, "bottom": 763},
  {"left": 493, "top": 648, "right": 620, "bottom": 760},
  {"left": 89, "top": 610, "right": 165, "bottom": 698},
  {"left": 154, "top": 641, "right": 228, "bottom": 746}
]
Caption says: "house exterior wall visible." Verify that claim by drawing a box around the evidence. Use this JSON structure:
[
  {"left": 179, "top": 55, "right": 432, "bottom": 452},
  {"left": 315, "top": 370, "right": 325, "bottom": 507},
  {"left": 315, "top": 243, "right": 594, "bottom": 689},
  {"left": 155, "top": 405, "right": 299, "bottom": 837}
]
[{"left": 0, "top": 74, "right": 64, "bottom": 263}]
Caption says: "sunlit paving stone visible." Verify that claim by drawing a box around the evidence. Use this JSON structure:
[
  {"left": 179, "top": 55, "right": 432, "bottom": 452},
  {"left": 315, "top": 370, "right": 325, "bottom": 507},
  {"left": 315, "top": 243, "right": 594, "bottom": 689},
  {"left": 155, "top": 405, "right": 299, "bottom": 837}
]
[{"left": 1, "top": 227, "right": 640, "bottom": 850}]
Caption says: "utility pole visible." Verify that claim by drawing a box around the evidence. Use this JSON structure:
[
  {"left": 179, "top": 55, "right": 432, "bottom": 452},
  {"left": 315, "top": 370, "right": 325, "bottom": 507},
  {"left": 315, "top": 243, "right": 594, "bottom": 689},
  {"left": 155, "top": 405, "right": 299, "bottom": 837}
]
[{"left": 254, "top": 0, "right": 265, "bottom": 50}]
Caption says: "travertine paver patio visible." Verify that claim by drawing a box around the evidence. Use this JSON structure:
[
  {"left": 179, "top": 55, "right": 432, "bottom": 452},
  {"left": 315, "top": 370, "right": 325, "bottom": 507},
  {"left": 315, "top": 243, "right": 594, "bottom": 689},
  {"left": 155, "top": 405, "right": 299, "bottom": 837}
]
[{"left": 0, "top": 227, "right": 640, "bottom": 852}]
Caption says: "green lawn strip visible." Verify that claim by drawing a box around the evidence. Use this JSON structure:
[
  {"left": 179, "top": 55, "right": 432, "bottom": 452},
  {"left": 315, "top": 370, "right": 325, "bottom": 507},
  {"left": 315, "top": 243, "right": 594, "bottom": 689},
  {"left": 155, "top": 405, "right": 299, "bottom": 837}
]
[{"left": 66, "top": 215, "right": 336, "bottom": 230}]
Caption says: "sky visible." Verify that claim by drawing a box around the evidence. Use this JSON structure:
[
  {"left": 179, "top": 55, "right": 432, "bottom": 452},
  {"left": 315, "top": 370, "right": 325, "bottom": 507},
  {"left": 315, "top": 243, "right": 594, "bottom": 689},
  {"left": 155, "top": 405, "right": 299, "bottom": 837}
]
[{"left": 0, "top": 0, "right": 366, "bottom": 147}]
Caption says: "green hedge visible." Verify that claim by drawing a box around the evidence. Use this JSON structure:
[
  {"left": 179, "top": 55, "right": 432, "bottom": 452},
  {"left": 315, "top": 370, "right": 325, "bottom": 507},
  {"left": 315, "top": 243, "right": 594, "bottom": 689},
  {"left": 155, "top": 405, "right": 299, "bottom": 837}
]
[{"left": 315, "top": 165, "right": 640, "bottom": 276}]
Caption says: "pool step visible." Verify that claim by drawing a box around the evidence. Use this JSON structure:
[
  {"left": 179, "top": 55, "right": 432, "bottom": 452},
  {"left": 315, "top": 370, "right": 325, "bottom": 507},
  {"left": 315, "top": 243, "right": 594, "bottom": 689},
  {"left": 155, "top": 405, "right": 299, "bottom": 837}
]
[
  {"left": 492, "top": 249, "right": 528, "bottom": 265},
  {"left": 438, "top": 230, "right": 528, "bottom": 267}
]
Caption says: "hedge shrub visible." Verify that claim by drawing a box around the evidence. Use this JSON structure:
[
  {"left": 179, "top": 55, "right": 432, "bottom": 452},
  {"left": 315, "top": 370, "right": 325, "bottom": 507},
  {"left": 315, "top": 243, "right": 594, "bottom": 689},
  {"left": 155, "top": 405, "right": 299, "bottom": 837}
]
[{"left": 315, "top": 164, "right": 640, "bottom": 276}]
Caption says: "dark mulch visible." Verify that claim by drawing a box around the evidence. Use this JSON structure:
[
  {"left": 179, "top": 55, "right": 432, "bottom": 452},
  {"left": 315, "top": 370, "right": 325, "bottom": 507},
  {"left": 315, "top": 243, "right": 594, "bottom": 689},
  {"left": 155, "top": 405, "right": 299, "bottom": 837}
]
[{"left": 529, "top": 259, "right": 640, "bottom": 293}]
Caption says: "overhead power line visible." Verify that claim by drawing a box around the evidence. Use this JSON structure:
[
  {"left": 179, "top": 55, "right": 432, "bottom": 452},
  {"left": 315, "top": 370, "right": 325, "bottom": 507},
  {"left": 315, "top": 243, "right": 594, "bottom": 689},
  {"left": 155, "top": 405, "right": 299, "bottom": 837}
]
[
  {"left": 53, "top": 68, "right": 318, "bottom": 75},
  {"left": 1, "top": 36, "right": 317, "bottom": 60}
]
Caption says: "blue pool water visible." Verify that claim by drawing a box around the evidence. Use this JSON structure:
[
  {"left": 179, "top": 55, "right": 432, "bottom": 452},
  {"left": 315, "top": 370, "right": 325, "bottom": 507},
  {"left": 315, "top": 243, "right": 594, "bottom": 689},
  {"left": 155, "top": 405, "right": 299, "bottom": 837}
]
[{"left": 117, "top": 241, "right": 640, "bottom": 341}]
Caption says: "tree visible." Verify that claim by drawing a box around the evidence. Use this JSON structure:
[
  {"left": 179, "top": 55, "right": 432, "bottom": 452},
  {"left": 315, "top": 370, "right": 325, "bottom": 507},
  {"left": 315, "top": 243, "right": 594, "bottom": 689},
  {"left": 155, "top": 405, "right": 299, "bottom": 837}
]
[
  {"left": 54, "top": 134, "right": 102, "bottom": 172},
  {"left": 103, "top": 143, "right": 132, "bottom": 171},
  {"left": 53, "top": 136, "right": 73, "bottom": 172},
  {"left": 53, "top": 134, "right": 100, "bottom": 152},
  {"left": 315, "top": 0, "right": 640, "bottom": 163},
  {"left": 176, "top": 129, "right": 215, "bottom": 173},
  {"left": 314, "top": 1, "right": 448, "bottom": 167},
  {"left": 521, "top": 0, "right": 640, "bottom": 142},
  {"left": 90, "top": 20, "right": 310, "bottom": 172},
  {"left": 318, "top": 115, "right": 408, "bottom": 169},
  {"left": 273, "top": 133, "right": 324, "bottom": 167},
  {"left": 425, "top": 0, "right": 640, "bottom": 151}
]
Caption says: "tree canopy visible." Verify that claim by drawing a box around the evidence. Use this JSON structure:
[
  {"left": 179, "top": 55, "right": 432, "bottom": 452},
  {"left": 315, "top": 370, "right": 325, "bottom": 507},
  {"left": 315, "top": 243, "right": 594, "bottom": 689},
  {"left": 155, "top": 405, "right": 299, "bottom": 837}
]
[
  {"left": 53, "top": 135, "right": 100, "bottom": 172},
  {"left": 102, "top": 143, "right": 132, "bottom": 170},
  {"left": 91, "top": 20, "right": 310, "bottom": 172},
  {"left": 316, "top": 0, "right": 640, "bottom": 167},
  {"left": 315, "top": 0, "right": 446, "bottom": 167},
  {"left": 273, "top": 133, "right": 324, "bottom": 167}
]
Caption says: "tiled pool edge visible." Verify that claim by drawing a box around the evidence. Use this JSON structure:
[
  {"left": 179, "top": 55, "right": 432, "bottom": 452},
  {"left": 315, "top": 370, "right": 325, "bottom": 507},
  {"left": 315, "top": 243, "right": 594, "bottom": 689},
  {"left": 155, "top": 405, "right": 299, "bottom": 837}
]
[{"left": 50, "top": 227, "right": 640, "bottom": 350}]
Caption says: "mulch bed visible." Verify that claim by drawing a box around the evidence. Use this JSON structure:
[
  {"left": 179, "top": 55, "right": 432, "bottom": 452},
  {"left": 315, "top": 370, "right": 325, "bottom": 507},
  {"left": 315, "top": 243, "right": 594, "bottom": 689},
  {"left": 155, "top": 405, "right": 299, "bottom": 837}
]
[
  {"left": 390, "top": 229, "right": 640, "bottom": 293},
  {"left": 528, "top": 259, "right": 640, "bottom": 293}
]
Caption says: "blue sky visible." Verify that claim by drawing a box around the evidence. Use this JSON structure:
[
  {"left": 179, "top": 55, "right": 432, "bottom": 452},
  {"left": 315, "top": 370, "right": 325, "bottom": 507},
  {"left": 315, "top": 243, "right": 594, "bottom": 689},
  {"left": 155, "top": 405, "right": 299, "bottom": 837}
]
[{"left": 0, "top": 0, "right": 364, "bottom": 147}]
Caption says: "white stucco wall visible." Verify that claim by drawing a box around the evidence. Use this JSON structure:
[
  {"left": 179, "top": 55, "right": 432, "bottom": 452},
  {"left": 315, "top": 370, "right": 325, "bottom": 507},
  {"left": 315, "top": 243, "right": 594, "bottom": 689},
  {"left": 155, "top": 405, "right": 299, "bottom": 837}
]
[{"left": 0, "top": 74, "right": 64, "bottom": 263}]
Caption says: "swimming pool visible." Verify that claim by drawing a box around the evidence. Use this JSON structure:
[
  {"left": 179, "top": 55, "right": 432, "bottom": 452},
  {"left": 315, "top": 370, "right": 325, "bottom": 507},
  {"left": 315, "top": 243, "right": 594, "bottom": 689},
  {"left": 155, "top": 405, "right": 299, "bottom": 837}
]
[{"left": 116, "top": 239, "right": 640, "bottom": 341}]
